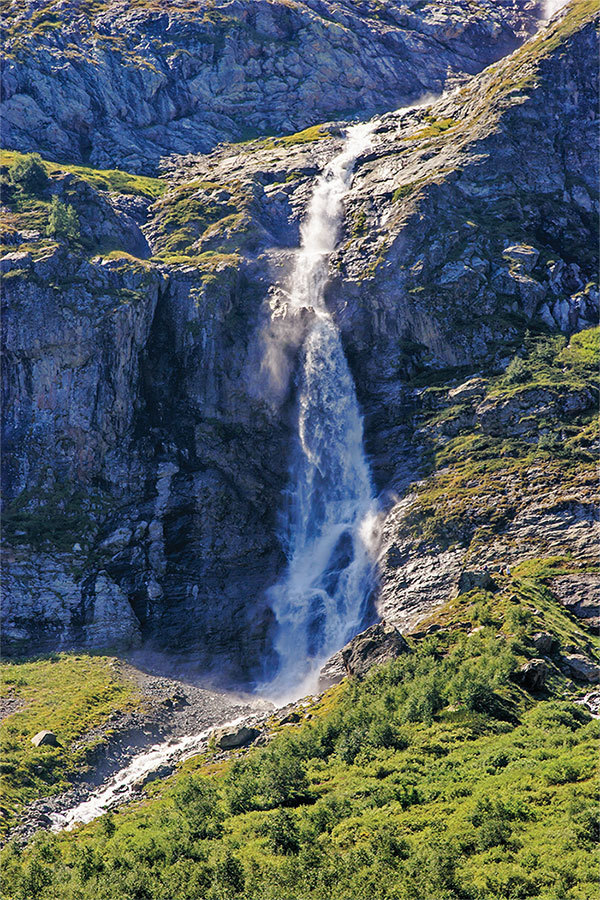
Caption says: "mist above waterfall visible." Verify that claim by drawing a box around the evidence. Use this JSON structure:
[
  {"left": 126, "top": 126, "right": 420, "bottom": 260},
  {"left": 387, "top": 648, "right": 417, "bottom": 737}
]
[{"left": 262, "top": 121, "right": 379, "bottom": 701}]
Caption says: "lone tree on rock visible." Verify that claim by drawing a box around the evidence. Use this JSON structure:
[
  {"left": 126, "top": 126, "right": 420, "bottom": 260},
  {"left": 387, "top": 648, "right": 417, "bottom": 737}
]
[{"left": 47, "top": 195, "right": 80, "bottom": 243}]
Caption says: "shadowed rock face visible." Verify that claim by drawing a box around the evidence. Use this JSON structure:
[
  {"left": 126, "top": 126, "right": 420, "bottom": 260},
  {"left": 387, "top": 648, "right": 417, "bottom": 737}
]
[
  {"left": 0, "top": 0, "right": 541, "bottom": 172},
  {"left": 1, "top": 3, "right": 598, "bottom": 684}
]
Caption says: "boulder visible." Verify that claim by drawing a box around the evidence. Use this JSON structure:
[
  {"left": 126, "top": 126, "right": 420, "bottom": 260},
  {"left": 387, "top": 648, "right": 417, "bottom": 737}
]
[
  {"left": 213, "top": 726, "right": 260, "bottom": 750},
  {"left": 457, "top": 570, "right": 497, "bottom": 594},
  {"left": 318, "top": 650, "right": 347, "bottom": 691},
  {"left": 279, "top": 711, "right": 301, "bottom": 725},
  {"left": 513, "top": 659, "right": 548, "bottom": 692},
  {"left": 550, "top": 574, "right": 599, "bottom": 620},
  {"left": 31, "top": 730, "right": 60, "bottom": 747},
  {"left": 502, "top": 244, "right": 540, "bottom": 273},
  {"left": 560, "top": 654, "right": 600, "bottom": 684},
  {"left": 577, "top": 690, "right": 600, "bottom": 717},
  {"left": 319, "top": 621, "right": 409, "bottom": 690},
  {"left": 531, "top": 632, "right": 557, "bottom": 655}
]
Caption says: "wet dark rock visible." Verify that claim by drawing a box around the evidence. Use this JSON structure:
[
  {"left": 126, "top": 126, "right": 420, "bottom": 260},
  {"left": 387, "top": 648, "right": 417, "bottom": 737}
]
[{"left": 513, "top": 659, "right": 548, "bottom": 693}]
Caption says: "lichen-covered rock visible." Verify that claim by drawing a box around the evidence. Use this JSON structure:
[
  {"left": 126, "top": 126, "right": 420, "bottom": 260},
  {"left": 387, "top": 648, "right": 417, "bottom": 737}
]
[{"left": 319, "top": 621, "right": 409, "bottom": 689}]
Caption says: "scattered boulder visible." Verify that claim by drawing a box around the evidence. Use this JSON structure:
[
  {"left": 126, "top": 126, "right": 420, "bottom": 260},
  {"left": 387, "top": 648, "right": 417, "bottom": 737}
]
[
  {"left": 560, "top": 654, "right": 600, "bottom": 684},
  {"left": 513, "top": 659, "right": 548, "bottom": 692},
  {"left": 550, "top": 575, "right": 599, "bottom": 627},
  {"left": 577, "top": 690, "right": 600, "bottom": 717},
  {"left": 213, "top": 726, "right": 260, "bottom": 750},
  {"left": 31, "top": 731, "right": 60, "bottom": 748},
  {"left": 318, "top": 621, "right": 409, "bottom": 690},
  {"left": 532, "top": 632, "right": 557, "bottom": 655},
  {"left": 279, "top": 711, "right": 301, "bottom": 725},
  {"left": 457, "top": 570, "right": 498, "bottom": 594},
  {"left": 137, "top": 764, "right": 173, "bottom": 788}
]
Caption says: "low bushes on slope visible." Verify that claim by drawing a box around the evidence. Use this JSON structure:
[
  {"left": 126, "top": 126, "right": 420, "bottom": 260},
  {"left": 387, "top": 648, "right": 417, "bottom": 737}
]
[{"left": 2, "top": 561, "right": 598, "bottom": 899}]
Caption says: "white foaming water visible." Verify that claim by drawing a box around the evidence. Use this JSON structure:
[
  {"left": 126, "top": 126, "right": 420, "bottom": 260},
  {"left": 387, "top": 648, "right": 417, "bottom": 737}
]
[
  {"left": 543, "top": 0, "right": 570, "bottom": 20},
  {"left": 265, "top": 121, "right": 379, "bottom": 701},
  {"left": 49, "top": 716, "right": 245, "bottom": 831}
]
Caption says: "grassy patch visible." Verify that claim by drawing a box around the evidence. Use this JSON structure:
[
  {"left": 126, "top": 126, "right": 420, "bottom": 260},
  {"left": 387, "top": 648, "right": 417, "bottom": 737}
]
[
  {"left": 0, "top": 150, "right": 165, "bottom": 199},
  {"left": 0, "top": 655, "right": 139, "bottom": 836},
  {"left": 245, "top": 123, "right": 331, "bottom": 152}
]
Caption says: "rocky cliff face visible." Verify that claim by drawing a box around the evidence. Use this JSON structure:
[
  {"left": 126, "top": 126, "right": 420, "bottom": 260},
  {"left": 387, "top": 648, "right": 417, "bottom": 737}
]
[
  {"left": 1, "top": 1, "right": 597, "bottom": 685},
  {"left": 1, "top": 0, "right": 542, "bottom": 172}
]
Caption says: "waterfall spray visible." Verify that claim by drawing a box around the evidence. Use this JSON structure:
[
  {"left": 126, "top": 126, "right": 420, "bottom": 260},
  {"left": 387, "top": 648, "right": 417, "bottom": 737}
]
[{"left": 265, "top": 121, "right": 379, "bottom": 700}]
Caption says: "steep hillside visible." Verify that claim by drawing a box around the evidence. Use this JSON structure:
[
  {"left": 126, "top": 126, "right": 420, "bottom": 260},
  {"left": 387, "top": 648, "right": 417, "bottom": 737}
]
[
  {"left": 1, "top": 1, "right": 597, "bottom": 681},
  {"left": 0, "top": 0, "right": 542, "bottom": 171}
]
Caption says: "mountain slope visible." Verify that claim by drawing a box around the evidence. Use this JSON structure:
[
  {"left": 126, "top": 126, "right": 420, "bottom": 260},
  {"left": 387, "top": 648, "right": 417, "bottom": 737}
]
[
  {"left": 1, "top": 0, "right": 541, "bottom": 171},
  {"left": 1, "top": 1, "right": 597, "bottom": 679}
]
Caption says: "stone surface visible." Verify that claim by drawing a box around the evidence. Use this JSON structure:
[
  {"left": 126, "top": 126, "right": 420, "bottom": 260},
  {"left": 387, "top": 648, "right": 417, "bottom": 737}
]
[
  {"left": 514, "top": 659, "right": 548, "bottom": 692},
  {"left": 319, "top": 621, "right": 409, "bottom": 689},
  {"left": 213, "top": 725, "right": 261, "bottom": 750},
  {"left": 31, "top": 731, "right": 59, "bottom": 747},
  {"left": 560, "top": 654, "right": 600, "bottom": 684},
  {"left": 532, "top": 632, "right": 557, "bottom": 655},
  {"left": 1, "top": 0, "right": 540, "bottom": 172},
  {"left": 457, "top": 570, "right": 498, "bottom": 595}
]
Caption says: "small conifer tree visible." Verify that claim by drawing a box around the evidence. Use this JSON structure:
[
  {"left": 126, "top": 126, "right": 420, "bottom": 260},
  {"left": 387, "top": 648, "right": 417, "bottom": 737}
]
[{"left": 46, "top": 196, "right": 80, "bottom": 243}]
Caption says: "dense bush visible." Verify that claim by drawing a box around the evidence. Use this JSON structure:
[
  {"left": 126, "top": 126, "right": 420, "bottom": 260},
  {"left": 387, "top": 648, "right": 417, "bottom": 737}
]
[
  {"left": 46, "top": 196, "right": 80, "bottom": 242},
  {"left": 2, "top": 571, "right": 598, "bottom": 900},
  {"left": 8, "top": 153, "right": 48, "bottom": 194}
]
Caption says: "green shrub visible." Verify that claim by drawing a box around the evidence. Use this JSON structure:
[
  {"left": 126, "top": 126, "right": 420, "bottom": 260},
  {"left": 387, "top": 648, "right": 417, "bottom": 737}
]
[
  {"left": 172, "top": 775, "right": 224, "bottom": 839},
  {"left": 215, "top": 851, "right": 245, "bottom": 894},
  {"left": 504, "top": 355, "right": 531, "bottom": 385},
  {"left": 46, "top": 195, "right": 80, "bottom": 242},
  {"left": 9, "top": 153, "right": 48, "bottom": 195},
  {"left": 267, "top": 808, "right": 300, "bottom": 855}
]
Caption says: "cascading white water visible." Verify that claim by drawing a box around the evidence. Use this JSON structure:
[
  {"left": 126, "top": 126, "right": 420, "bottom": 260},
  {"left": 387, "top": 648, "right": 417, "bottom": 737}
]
[
  {"left": 266, "top": 121, "right": 379, "bottom": 700},
  {"left": 49, "top": 716, "right": 246, "bottom": 831}
]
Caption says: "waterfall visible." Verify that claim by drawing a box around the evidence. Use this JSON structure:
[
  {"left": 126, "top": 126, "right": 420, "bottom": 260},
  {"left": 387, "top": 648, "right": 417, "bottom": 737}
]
[{"left": 265, "top": 121, "right": 379, "bottom": 700}]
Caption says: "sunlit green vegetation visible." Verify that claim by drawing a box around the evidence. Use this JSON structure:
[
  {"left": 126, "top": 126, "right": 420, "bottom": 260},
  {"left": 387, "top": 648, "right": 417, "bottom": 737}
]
[
  {"left": 1, "top": 562, "right": 598, "bottom": 898},
  {"left": 1, "top": 149, "right": 165, "bottom": 199},
  {"left": 0, "top": 656, "right": 139, "bottom": 836}
]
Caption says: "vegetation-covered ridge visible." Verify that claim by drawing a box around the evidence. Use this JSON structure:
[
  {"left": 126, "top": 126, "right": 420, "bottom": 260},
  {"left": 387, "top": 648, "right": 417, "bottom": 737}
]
[
  {"left": 400, "top": 327, "right": 599, "bottom": 555},
  {"left": 1, "top": 557, "right": 598, "bottom": 899}
]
